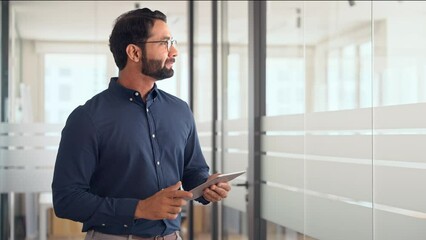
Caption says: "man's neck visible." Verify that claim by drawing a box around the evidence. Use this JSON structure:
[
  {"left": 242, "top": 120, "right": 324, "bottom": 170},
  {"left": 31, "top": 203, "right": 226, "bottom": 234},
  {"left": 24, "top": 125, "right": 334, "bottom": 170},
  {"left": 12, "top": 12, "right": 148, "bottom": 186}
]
[{"left": 118, "top": 71, "right": 155, "bottom": 102}]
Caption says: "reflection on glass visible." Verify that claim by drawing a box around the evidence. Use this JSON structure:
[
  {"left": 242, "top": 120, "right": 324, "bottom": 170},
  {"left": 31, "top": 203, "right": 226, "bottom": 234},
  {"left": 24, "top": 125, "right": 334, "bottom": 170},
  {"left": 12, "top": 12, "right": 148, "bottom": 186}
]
[
  {"left": 373, "top": 2, "right": 426, "bottom": 240},
  {"left": 306, "top": 1, "right": 373, "bottom": 240},
  {"left": 263, "top": 1, "right": 306, "bottom": 239},
  {"left": 188, "top": 1, "right": 213, "bottom": 240},
  {"left": 44, "top": 54, "right": 107, "bottom": 124},
  {"left": 221, "top": 1, "right": 249, "bottom": 240},
  {"left": 266, "top": 58, "right": 304, "bottom": 116}
]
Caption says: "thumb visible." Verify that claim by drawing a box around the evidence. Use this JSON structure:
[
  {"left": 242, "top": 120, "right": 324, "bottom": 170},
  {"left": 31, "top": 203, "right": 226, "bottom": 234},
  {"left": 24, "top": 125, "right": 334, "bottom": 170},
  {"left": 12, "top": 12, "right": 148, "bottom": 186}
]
[{"left": 165, "top": 181, "right": 182, "bottom": 191}]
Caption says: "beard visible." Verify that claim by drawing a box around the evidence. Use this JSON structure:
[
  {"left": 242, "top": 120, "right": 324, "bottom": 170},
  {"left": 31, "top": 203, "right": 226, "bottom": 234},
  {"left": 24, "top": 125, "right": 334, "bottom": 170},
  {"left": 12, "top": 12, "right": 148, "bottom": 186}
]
[{"left": 141, "top": 54, "right": 175, "bottom": 81}]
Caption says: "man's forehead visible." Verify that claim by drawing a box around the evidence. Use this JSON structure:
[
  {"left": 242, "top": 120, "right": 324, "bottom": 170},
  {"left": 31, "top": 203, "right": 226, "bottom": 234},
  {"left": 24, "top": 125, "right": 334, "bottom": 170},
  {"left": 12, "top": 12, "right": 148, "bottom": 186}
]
[{"left": 148, "top": 20, "right": 171, "bottom": 39}]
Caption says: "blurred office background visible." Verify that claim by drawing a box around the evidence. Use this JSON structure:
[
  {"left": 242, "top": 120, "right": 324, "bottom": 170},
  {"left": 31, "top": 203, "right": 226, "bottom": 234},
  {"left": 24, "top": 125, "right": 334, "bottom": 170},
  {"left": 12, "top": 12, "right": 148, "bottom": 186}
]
[{"left": 1, "top": 1, "right": 426, "bottom": 240}]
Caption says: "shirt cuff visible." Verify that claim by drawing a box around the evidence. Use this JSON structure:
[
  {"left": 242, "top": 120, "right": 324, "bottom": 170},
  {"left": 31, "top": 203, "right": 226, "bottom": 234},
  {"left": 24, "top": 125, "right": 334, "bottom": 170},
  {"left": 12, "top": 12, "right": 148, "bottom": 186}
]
[{"left": 115, "top": 198, "right": 140, "bottom": 225}]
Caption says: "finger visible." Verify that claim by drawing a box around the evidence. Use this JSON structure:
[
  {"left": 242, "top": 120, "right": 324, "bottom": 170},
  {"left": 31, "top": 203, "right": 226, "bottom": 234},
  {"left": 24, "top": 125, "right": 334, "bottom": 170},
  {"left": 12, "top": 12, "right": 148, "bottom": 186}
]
[
  {"left": 217, "top": 182, "right": 231, "bottom": 191},
  {"left": 166, "top": 212, "right": 179, "bottom": 220},
  {"left": 204, "top": 188, "right": 222, "bottom": 202},
  {"left": 169, "top": 198, "right": 188, "bottom": 207},
  {"left": 210, "top": 185, "right": 229, "bottom": 198},
  {"left": 169, "top": 189, "right": 193, "bottom": 200},
  {"left": 165, "top": 181, "right": 182, "bottom": 191},
  {"left": 206, "top": 173, "right": 221, "bottom": 182},
  {"left": 167, "top": 206, "right": 182, "bottom": 214}
]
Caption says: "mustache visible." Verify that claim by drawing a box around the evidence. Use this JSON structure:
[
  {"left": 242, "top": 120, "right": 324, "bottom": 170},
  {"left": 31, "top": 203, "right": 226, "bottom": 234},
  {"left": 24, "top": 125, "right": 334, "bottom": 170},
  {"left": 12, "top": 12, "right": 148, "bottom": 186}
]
[{"left": 165, "top": 58, "right": 175, "bottom": 64}]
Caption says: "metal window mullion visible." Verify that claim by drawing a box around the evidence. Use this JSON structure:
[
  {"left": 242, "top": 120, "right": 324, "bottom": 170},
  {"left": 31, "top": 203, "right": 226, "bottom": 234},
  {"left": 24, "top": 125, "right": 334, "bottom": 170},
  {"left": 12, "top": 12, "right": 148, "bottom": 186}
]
[
  {"left": 187, "top": 1, "right": 195, "bottom": 240},
  {"left": 211, "top": 0, "right": 220, "bottom": 240},
  {"left": 248, "top": 1, "right": 266, "bottom": 240}
]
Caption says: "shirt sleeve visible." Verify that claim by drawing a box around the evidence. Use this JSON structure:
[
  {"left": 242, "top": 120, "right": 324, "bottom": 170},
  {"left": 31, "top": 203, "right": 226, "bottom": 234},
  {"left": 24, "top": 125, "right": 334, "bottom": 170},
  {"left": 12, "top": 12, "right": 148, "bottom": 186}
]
[
  {"left": 51, "top": 107, "right": 139, "bottom": 227},
  {"left": 181, "top": 107, "right": 211, "bottom": 204}
]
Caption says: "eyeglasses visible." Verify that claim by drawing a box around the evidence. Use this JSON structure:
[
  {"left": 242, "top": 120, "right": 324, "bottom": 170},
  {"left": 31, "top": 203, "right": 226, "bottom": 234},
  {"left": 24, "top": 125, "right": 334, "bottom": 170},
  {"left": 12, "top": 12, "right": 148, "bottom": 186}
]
[{"left": 138, "top": 38, "right": 177, "bottom": 52}]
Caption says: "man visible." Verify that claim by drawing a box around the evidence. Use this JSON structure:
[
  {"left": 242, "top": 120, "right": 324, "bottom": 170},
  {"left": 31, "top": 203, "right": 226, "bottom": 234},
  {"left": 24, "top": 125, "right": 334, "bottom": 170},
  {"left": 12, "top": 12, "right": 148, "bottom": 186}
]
[{"left": 52, "top": 8, "right": 230, "bottom": 240}]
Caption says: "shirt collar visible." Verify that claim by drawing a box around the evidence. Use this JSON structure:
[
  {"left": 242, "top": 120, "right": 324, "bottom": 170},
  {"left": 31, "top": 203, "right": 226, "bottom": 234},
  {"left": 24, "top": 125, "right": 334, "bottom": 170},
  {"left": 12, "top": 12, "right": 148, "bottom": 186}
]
[{"left": 108, "top": 77, "right": 159, "bottom": 103}]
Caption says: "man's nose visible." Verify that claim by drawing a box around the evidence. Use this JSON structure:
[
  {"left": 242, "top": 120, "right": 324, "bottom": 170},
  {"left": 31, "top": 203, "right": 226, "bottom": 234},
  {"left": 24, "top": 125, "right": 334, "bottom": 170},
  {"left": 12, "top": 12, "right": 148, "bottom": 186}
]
[{"left": 169, "top": 44, "right": 178, "bottom": 58}]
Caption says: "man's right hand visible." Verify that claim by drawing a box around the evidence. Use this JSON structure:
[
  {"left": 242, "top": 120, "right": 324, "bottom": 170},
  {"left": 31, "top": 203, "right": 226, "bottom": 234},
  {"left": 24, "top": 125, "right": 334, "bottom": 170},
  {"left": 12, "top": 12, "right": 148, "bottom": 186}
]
[{"left": 134, "top": 181, "right": 193, "bottom": 220}]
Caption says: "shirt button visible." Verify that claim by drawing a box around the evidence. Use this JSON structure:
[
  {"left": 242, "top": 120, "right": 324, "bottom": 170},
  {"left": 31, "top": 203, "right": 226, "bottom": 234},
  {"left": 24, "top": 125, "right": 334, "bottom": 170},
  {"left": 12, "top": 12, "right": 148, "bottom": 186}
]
[
  {"left": 146, "top": 108, "right": 149, "bottom": 112},
  {"left": 102, "top": 223, "right": 106, "bottom": 227},
  {"left": 129, "top": 97, "right": 133, "bottom": 101},
  {"left": 152, "top": 134, "right": 155, "bottom": 138},
  {"left": 157, "top": 161, "right": 160, "bottom": 165},
  {"left": 124, "top": 224, "right": 128, "bottom": 228},
  {"left": 134, "top": 92, "right": 139, "bottom": 96}
]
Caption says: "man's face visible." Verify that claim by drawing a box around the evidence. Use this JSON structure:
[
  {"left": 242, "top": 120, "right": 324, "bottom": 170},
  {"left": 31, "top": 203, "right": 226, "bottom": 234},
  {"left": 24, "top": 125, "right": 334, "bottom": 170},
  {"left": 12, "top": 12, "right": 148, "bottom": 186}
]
[{"left": 141, "top": 20, "right": 178, "bottom": 81}]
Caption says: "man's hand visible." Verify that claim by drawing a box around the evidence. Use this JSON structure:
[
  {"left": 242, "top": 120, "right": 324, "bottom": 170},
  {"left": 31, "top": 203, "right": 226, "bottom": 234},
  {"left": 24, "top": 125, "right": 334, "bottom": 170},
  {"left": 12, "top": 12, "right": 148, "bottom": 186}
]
[
  {"left": 134, "top": 181, "right": 193, "bottom": 220},
  {"left": 202, "top": 173, "right": 232, "bottom": 203}
]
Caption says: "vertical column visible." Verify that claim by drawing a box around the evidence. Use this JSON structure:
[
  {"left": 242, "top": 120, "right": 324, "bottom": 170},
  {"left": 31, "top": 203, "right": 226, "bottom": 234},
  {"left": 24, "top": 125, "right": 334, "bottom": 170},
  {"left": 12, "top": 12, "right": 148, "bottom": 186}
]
[
  {"left": 211, "top": 1, "right": 219, "bottom": 240},
  {"left": 1, "top": 2, "right": 10, "bottom": 239},
  {"left": 1, "top": 0, "right": 9, "bottom": 122},
  {"left": 187, "top": 1, "right": 195, "bottom": 240},
  {"left": 248, "top": 1, "right": 266, "bottom": 240}
]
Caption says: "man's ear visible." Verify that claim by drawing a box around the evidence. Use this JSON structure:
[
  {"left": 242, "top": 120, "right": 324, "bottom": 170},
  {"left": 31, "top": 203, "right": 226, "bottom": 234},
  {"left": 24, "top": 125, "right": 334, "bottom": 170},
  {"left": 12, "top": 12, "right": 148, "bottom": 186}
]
[{"left": 126, "top": 44, "right": 141, "bottom": 63}]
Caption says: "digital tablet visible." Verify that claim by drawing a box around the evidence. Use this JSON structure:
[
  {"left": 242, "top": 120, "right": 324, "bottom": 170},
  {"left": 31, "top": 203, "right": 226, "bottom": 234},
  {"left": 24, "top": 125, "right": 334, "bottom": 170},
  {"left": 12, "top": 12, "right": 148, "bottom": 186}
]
[{"left": 187, "top": 171, "right": 246, "bottom": 200}]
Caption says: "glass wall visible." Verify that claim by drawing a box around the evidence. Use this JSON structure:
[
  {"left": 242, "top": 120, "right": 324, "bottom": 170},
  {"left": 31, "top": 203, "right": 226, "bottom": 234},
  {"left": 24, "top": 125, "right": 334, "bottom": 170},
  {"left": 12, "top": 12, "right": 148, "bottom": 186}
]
[
  {"left": 3, "top": 1, "right": 426, "bottom": 240},
  {"left": 262, "top": 1, "right": 306, "bottom": 239},
  {"left": 304, "top": 2, "right": 373, "bottom": 240},
  {"left": 220, "top": 1, "right": 249, "bottom": 240},
  {"left": 2, "top": 2, "right": 191, "bottom": 239},
  {"left": 192, "top": 1, "right": 214, "bottom": 240},
  {"left": 373, "top": 1, "right": 426, "bottom": 239},
  {"left": 261, "top": 1, "right": 426, "bottom": 240}
]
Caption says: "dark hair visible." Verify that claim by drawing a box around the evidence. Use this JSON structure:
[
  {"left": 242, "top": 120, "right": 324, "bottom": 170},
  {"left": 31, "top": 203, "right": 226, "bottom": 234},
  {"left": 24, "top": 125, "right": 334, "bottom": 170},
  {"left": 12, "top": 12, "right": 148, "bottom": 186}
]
[{"left": 109, "top": 8, "right": 167, "bottom": 70}]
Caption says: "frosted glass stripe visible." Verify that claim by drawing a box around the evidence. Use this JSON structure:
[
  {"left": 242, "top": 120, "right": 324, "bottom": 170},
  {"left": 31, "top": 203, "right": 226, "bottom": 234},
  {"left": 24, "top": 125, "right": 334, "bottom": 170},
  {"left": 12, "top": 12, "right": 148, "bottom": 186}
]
[
  {"left": 223, "top": 134, "right": 248, "bottom": 150},
  {"left": 306, "top": 108, "right": 372, "bottom": 131},
  {"left": 222, "top": 185, "right": 246, "bottom": 212},
  {"left": 261, "top": 104, "right": 426, "bottom": 132},
  {"left": 374, "top": 208, "right": 426, "bottom": 240},
  {"left": 0, "top": 149, "right": 57, "bottom": 162},
  {"left": 306, "top": 160, "right": 372, "bottom": 201},
  {"left": 199, "top": 135, "right": 212, "bottom": 148},
  {"left": 0, "top": 123, "right": 63, "bottom": 133},
  {"left": 1, "top": 123, "right": 61, "bottom": 193},
  {"left": 375, "top": 166, "right": 426, "bottom": 213},
  {"left": 305, "top": 195, "right": 373, "bottom": 240},
  {"left": 0, "top": 136, "right": 61, "bottom": 147},
  {"left": 263, "top": 181, "right": 426, "bottom": 220},
  {"left": 1, "top": 169, "right": 54, "bottom": 193},
  {"left": 223, "top": 118, "right": 248, "bottom": 132},
  {"left": 261, "top": 135, "right": 304, "bottom": 154},
  {"left": 223, "top": 152, "right": 248, "bottom": 172},
  {"left": 261, "top": 185, "right": 304, "bottom": 233},
  {"left": 261, "top": 114, "right": 304, "bottom": 131},
  {"left": 195, "top": 121, "right": 212, "bottom": 132},
  {"left": 264, "top": 152, "right": 426, "bottom": 170},
  {"left": 306, "top": 135, "right": 372, "bottom": 159},
  {"left": 215, "top": 120, "right": 221, "bottom": 131},
  {"left": 374, "top": 135, "right": 426, "bottom": 163},
  {"left": 374, "top": 103, "right": 426, "bottom": 129},
  {"left": 215, "top": 135, "right": 221, "bottom": 147},
  {"left": 261, "top": 155, "right": 303, "bottom": 188}
]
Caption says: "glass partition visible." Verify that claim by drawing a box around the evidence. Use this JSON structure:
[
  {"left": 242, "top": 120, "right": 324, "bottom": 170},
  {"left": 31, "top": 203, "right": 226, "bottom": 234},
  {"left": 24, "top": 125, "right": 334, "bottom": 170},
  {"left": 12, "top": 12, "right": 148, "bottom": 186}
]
[
  {"left": 373, "top": 1, "right": 426, "bottom": 239},
  {"left": 263, "top": 1, "right": 306, "bottom": 239},
  {"left": 191, "top": 1, "right": 213, "bottom": 239},
  {"left": 221, "top": 1, "right": 249, "bottom": 239},
  {"left": 4, "top": 2, "right": 190, "bottom": 239}
]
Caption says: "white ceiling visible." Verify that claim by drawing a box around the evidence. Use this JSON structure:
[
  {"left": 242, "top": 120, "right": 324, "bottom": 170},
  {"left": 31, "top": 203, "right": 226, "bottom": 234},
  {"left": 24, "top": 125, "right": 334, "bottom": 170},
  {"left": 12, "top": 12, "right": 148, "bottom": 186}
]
[
  {"left": 9, "top": 1, "right": 426, "bottom": 45},
  {"left": 11, "top": 1, "right": 190, "bottom": 42}
]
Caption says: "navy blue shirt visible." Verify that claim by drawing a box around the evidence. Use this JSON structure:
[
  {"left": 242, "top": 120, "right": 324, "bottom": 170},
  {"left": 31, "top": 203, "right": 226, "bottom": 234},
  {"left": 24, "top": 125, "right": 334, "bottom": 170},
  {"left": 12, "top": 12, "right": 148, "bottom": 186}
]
[{"left": 52, "top": 78, "right": 210, "bottom": 237}]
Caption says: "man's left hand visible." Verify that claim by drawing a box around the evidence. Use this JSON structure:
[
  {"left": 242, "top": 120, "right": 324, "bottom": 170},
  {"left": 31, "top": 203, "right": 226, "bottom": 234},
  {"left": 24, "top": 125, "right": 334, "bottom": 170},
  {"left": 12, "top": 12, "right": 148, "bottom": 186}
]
[{"left": 202, "top": 174, "right": 232, "bottom": 203}]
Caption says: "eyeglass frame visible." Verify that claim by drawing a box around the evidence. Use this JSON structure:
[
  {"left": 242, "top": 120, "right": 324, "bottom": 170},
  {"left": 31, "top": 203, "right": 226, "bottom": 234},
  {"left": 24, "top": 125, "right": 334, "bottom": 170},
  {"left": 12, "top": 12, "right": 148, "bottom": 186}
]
[{"left": 136, "top": 38, "right": 177, "bottom": 52}]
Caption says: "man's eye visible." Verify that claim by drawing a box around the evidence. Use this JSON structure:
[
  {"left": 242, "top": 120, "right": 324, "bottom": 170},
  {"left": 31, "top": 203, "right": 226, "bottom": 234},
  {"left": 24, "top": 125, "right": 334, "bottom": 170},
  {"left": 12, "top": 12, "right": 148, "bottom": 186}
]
[{"left": 161, "top": 41, "right": 168, "bottom": 45}]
